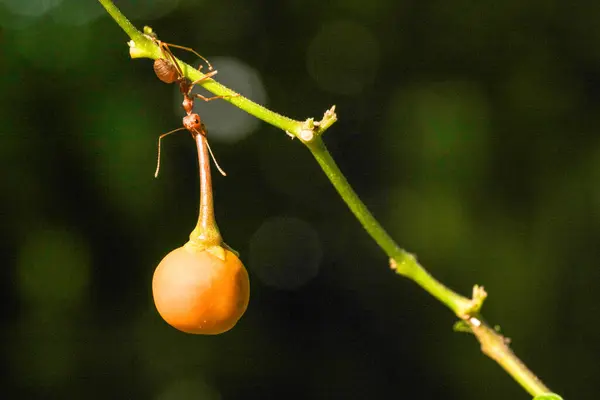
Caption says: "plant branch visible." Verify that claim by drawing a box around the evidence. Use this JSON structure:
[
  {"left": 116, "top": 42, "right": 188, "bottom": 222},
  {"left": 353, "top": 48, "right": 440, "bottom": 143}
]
[
  {"left": 97, "top": 0, "right": 332, "bottom": 139},
  {"left": 97, "top": 0, "right": 142, "bottom": 42},
  {"left": 306, "top": 137, "right": 551, "bottom": 397},
  {"left": 97, "top": 0, "right": 558, "bottom": 397},
  {"left": 468, "top": 318, "right": 551, "bottom": 395},
  {"left": 306, "top": 138, "right": 473, "bottom": 313}
]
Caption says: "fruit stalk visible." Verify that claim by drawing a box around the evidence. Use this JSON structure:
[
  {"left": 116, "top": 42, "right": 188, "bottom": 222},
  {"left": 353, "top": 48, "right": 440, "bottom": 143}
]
[{"left": 189, "top": 130, "right": 222, "bottom": 248}]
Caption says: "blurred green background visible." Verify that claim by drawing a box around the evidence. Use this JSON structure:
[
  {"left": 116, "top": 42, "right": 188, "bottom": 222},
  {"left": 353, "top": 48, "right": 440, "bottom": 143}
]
[{"left": 1, "top": 0, "right": 598, "bottom": 398}]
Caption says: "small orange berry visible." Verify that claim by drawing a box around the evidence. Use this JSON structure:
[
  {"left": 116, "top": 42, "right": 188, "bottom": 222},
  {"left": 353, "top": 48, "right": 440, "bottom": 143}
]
[{"left": 152, "top": 245, "right": 250, "bottom": 334}]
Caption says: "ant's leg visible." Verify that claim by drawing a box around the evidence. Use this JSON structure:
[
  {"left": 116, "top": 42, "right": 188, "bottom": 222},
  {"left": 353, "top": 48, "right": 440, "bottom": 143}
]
[
  {"left": 192, "top": 93, "right": 241, "bottom": 102},
  {"left": 189, "top": 70, "right": 219, "bottom": 86},
  {"left": 186, "top": 71, "right": 227, "bottom": 101},
  {"left": 162, "top": 42, "right": 214, "bottom": 71},
  {"left": 146, "top": 29, "right": 213, "bottom": 71},
  {"left": 154, "top": 41, "right": 185, "bottom": 79},
  {"left": 157, "top": 41, "right": 211, "bottom": 79},
  {"left": 188, "top": 71, "right": 240, "bottom": 102}
]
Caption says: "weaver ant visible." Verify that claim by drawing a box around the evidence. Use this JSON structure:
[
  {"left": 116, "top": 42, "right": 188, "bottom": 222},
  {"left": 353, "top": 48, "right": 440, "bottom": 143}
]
[{"left": 146, "top": 29, "right": 231, "bottom": 178}]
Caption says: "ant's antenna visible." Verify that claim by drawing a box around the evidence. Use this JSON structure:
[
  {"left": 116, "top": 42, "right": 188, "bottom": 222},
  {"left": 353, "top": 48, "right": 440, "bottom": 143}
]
[
  {"left": 205, "top": 137, "right": 227, "bottom": 177},
  {"left": 163, "top": 42, "right": 214, "bottom": 72},
  {"left": 154, "top": 127, "right": 186, "bottom": 178}
]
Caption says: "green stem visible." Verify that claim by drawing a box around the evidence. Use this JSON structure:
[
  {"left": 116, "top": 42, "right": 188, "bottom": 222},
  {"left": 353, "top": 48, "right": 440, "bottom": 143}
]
[
  {"left": 97, "top": 0, "right": 557, "bottom": 397},
  {"left": 306, "top": 138, "right": 472, "bottom": 314},
  {"left": 97, "top": 0, "right": 142, "bottom": 42},
  {"left": 307, "top": 136, "right": 551, "bottom": 397}
]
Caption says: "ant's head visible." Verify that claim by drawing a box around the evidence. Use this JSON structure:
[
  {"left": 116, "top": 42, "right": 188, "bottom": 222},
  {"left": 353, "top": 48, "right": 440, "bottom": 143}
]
[{"left": 183, "top": 113, "right": 204, "bottom": 136}]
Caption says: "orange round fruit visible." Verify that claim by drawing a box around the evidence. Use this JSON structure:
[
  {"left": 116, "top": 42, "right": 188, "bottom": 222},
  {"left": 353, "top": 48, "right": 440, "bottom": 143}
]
[{"left": 152, "top": 245, "right": 250, "bottom": 334}]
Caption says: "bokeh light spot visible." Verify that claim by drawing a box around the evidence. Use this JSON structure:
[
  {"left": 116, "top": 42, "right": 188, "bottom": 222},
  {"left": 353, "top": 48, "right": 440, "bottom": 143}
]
[
  {"left": 249, "top": 216, "right": 322, "bottom": 290},
  {"left": 306, "top": 20, "right": 380, "bottom": 95},
  {"left": 1, "top": 0, "right": 62, "bottom": 17},
  {"left": 80, "top": 87, "right": 161, "bottom": 223},
  {"left": 49, "top": 0, "right": 105, "bottom": 26},
  {"left": 116, "top": 0, "right": 181, "bottom": 21},
  {"left": 0, "top": 7, "right": 36, "bottom": 30},
  {"left": 16, "top": 226, "right": 91, "bottom": 309},
  {"left": 187, "top": 56, "right": 267, "bottom": 144},
  {"left": 14, "top": 19, "right": 91, "bottom": 70},
  {"left": 383, "top": 81, "right": 490, "bottom": 189},
  {"left": 11, "top": 316, "right": 77, "bottom": 388}
]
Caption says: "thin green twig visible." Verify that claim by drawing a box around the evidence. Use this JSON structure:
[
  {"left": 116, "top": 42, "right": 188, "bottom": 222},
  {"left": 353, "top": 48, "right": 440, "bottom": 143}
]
[
  {"left": 305, "top": 137, "right": 551, "bottom": 396},
  {"left": 306, "top": 138, "right": 473, "bottom": 313}
]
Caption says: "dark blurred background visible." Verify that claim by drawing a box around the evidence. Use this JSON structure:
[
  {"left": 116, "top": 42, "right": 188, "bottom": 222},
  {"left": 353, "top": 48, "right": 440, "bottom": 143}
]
[{"left": 1, "top": 0, "right": 598, "bottom": 398}]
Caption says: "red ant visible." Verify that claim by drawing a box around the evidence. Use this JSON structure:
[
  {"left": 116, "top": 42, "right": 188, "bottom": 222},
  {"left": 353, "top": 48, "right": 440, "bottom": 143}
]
[{"left": 147, "top": 32, "right": 230, "bottom": 178}]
